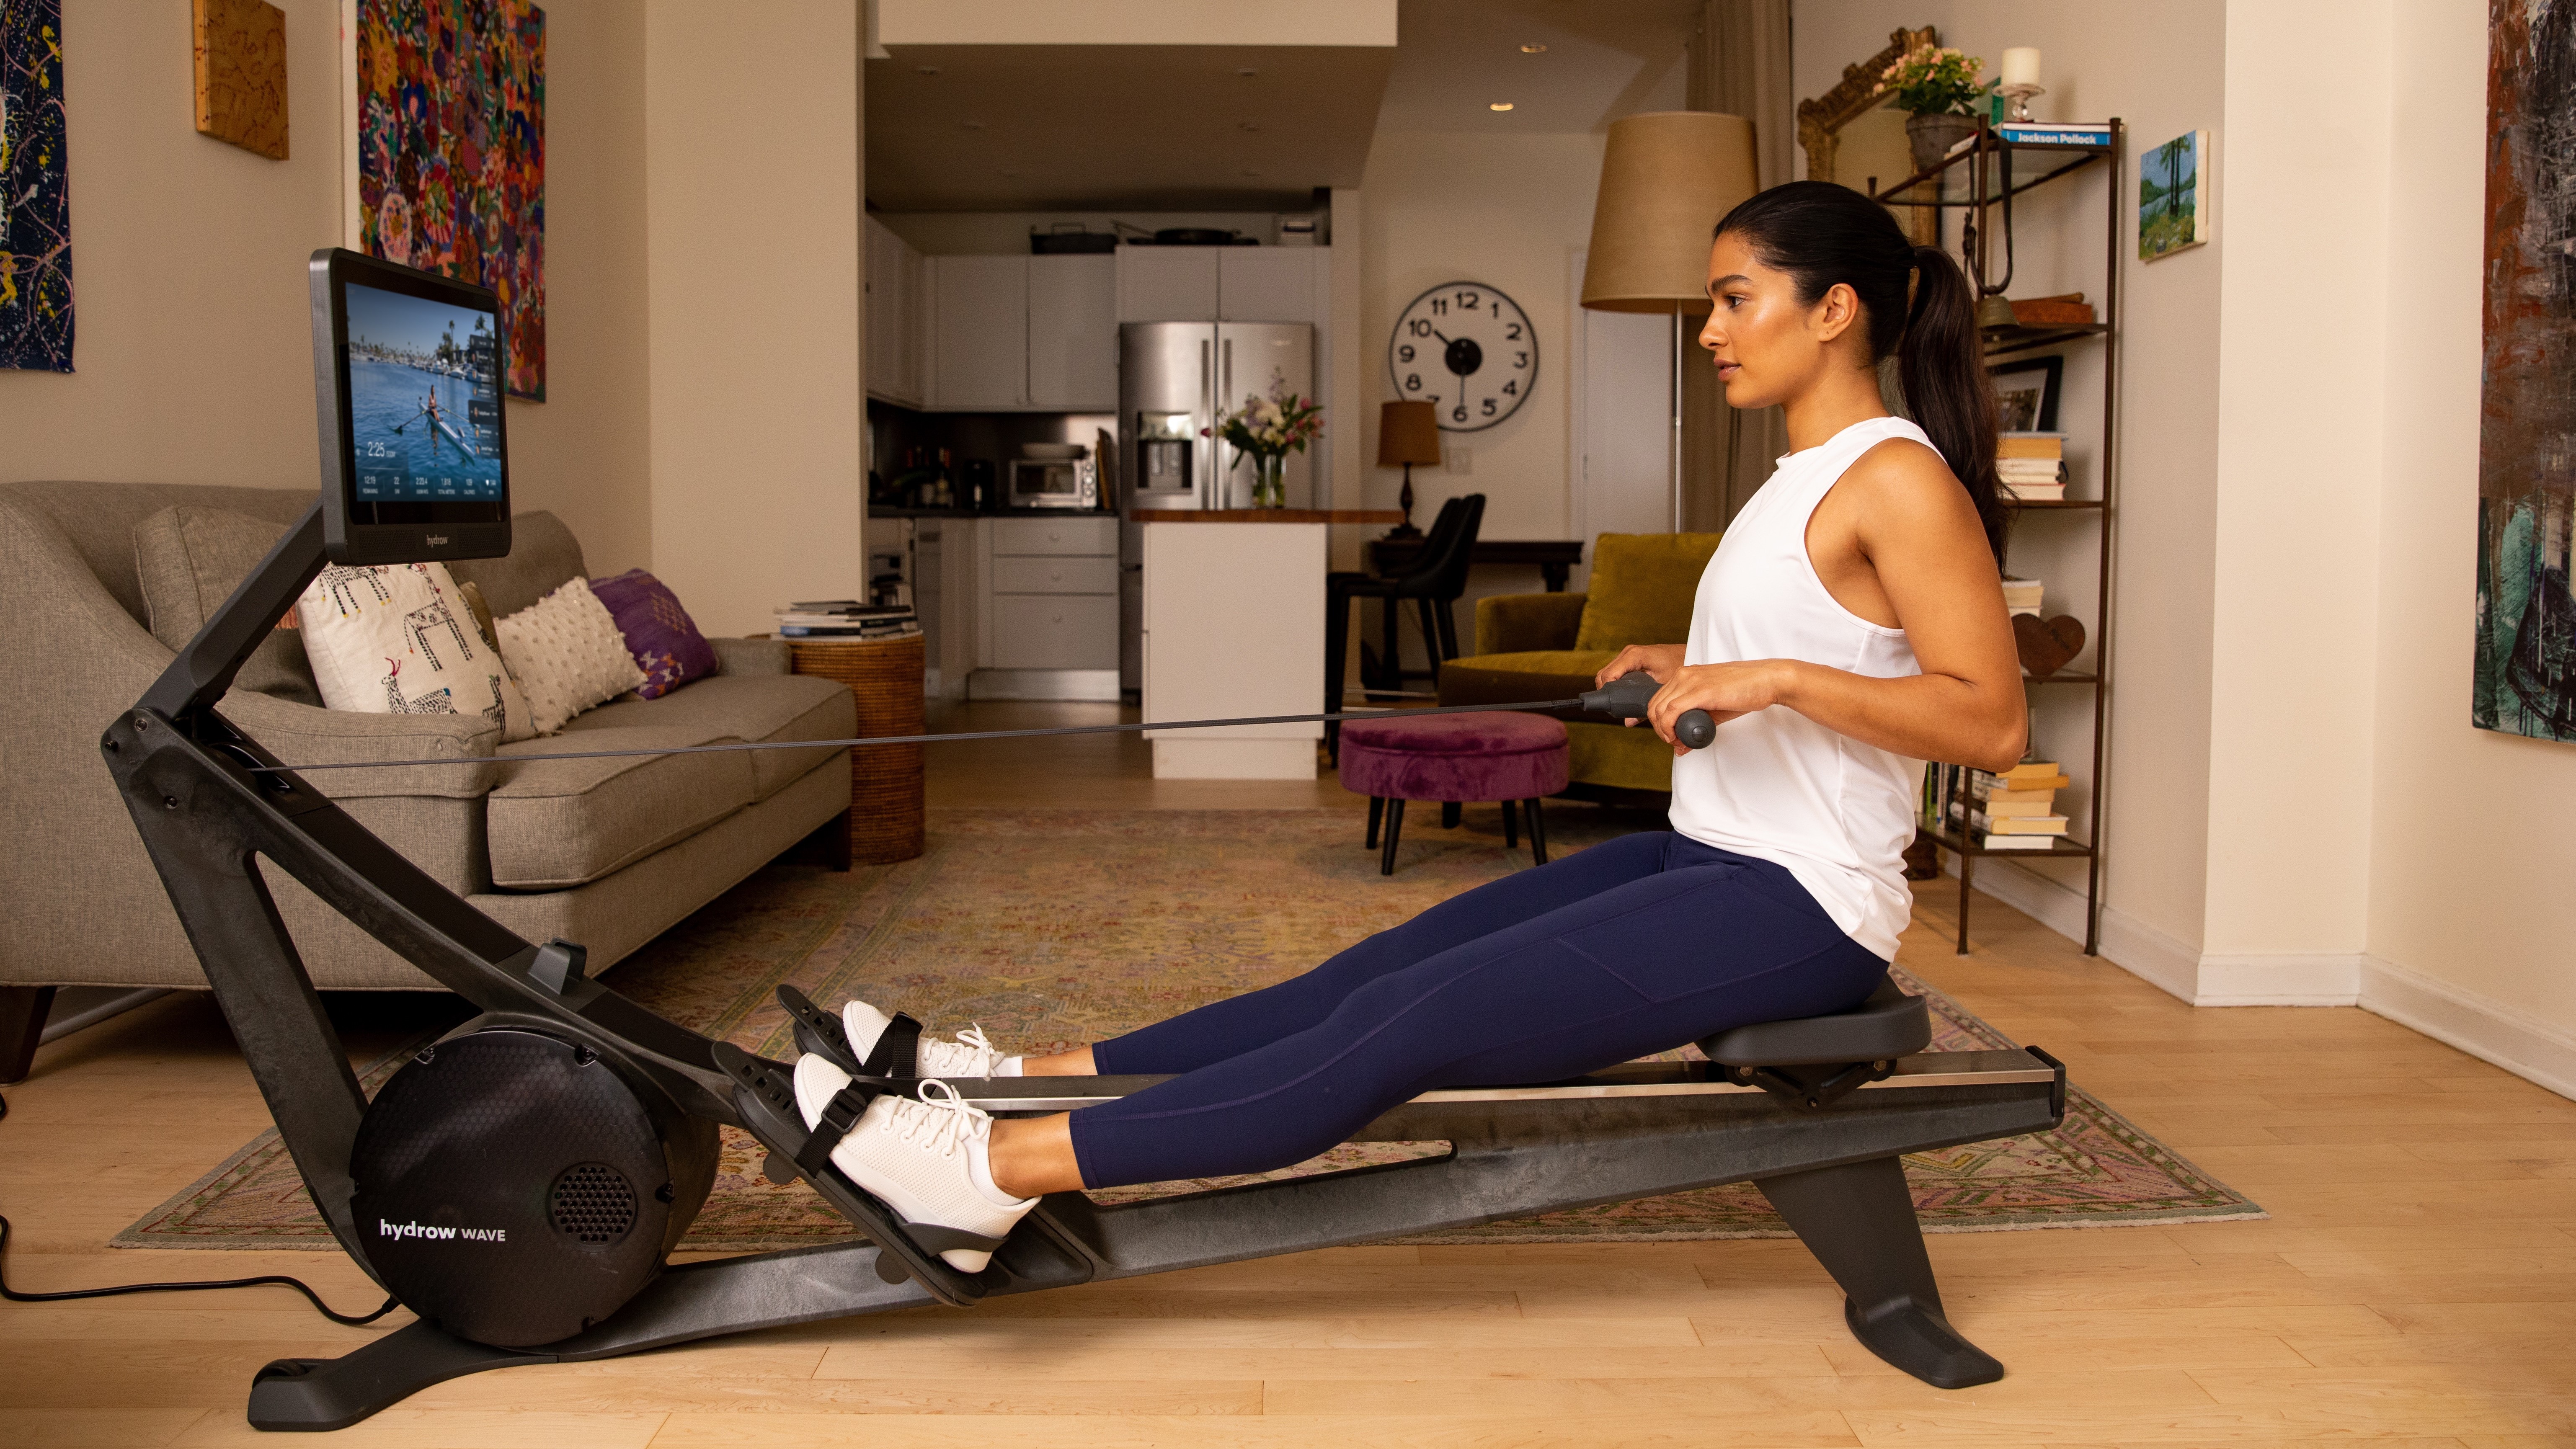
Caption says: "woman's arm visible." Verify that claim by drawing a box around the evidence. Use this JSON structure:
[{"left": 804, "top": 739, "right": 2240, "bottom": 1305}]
[{"left": 1642, "top": 441, "right": 2027, "bottom": 771}]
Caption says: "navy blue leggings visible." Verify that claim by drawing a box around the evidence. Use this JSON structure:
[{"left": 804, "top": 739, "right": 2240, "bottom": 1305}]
[{"left": 1069, "top": 831, "right": 1890, "bottom": 1189}]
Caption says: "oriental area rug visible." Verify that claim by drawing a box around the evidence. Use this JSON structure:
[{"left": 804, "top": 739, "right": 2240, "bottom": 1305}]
[{"left": 118, "top": 808, "right": 2260, "bottom": 1252}]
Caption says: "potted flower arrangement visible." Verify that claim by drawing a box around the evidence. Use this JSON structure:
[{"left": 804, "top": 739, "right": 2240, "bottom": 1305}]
[
  {"left": 1875, "top": 44, "right": 1993, "bottom": 172},
  {"left": 1211, "top": 374, "right": 1325, "bottom": 508}
]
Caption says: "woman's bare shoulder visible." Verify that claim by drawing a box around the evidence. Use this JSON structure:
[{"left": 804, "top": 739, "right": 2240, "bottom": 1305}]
[{"left": 1840, "top": 436, "right": 1980, "bottom": 527}]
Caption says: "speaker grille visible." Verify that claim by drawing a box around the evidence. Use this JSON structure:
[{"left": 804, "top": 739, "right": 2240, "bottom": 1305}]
[{"left": 550, "top": 1162, "right": 638, "bottom": 1246}]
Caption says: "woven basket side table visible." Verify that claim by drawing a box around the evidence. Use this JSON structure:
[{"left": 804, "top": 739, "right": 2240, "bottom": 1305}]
[{"left": 780, "top": 633, "right": 925, "bottom": 865}]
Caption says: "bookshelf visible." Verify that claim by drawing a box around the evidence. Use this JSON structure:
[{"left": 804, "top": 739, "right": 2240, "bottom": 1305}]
[{"left": 1875, "top": 119, "right": 2123, "bottom": 956}]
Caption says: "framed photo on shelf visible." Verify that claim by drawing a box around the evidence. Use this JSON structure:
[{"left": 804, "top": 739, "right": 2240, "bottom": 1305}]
[{"left": 1989, "top": 355, "right": 2062, "bottom": 433}]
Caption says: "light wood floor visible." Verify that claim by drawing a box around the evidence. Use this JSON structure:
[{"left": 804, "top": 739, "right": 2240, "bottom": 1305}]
[{"left": 5, "top": 702, "right": 2573, "bottom": 1446}]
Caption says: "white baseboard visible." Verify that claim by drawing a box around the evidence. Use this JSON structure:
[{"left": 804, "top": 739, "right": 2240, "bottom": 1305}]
[
  {"left": 1951, "top": 858, "right": 2358, "bottom": 1005},
  {"left": 2359, "top": 956, "right": 2576, "bottom": 1100},
  {"left": 1949, "top": 858, "right": 2576, "bottom": 1101}
]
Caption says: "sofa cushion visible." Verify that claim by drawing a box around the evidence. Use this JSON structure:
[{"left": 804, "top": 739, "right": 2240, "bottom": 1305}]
[
  {"left": 132, "top": 505, "right": 323, "bottom": 704},
  {"left": 565, "top": 673, "right": 852, "bottom": 801},
  {"left": 590, "top": 568, "right": 720, "bottom": 699},
  {"left": 449, "top": 511, "right": 586, "bottom": 616},
  {"left": 496, "top": 578, "right": 647, "bottom": 734},
  {"left": 1573, "top": 532, "right": 1723, "bottom": 652},
  {"left": 1435, "top": 649, "right": 1616, "bottom": 722},
  {"left": 486, "top": 723, "right": 758, "bottom": 890}
]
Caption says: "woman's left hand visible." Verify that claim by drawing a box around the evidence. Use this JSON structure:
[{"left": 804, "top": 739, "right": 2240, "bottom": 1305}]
[{"left": 1647, "top": 661, "right": 1794, "bottom": 755}]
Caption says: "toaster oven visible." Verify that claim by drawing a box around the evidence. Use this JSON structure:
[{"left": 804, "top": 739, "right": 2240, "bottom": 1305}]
[{"left": 1007, "top": 457, "right": 1098, "bottom": 510}]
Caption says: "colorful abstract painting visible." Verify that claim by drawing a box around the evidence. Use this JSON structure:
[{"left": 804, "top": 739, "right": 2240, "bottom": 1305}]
[
  {"left": 2477, "top": 1, "right": 2576, "bottom": 740},
  {"left": 354, "top": 0, "right": 544, "bottom": 398},
  {"left": 0, "top": 0, "right": 72, "bottom": 372}
]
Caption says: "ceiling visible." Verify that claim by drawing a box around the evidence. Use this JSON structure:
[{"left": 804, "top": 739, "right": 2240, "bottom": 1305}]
[{"left": 864, "top": 0, "right": 1701, "bottom": 214}]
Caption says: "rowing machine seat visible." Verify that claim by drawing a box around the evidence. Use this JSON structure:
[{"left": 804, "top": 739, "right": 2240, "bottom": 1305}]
[{"left": 1701, "top": 976, "right": 1930, "bottom": 1067}]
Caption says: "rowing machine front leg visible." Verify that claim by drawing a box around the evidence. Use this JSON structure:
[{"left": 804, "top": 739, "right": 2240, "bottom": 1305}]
[{"left": 1755, "top": 1155, "right": 2002, "bottom": 1389}]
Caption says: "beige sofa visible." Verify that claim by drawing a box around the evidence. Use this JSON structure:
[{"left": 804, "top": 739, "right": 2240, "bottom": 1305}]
[{"left": 0, "top": 481, "right": 857, "bottom": 1024}]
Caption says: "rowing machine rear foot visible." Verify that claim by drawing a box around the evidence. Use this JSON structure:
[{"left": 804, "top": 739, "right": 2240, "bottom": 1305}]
[{"left": 1843, "top": 1296, "right": 2003, "bottom": 1390}]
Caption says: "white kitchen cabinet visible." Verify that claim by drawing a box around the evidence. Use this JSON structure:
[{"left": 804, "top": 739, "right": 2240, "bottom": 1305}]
[
  {"left": 929, "top": 255, "right": 1030, "bottom": 408},
  {"left": 1117, "top": 247, "right": 1219, "bottom": 322},
  {"left": 973, "top": 513, "right": 1119, "bottom": 695},
  {"left": 1026, "top": 255, "right": 1117, "bottom": 410},
  {"left": 1217, "top": 247, "right": 1315, "bottom": 322},
  {"left": 865, "top": 217, "right": 925, "bottom": 406}
]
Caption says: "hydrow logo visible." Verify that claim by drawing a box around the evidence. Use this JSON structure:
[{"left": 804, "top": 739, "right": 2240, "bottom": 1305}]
[
  {"left": 379, "top": 1218, "right": 506, "bottom": 1243},
  {"left": 425, "top": 534, "right": 449, "bottom": 547}
]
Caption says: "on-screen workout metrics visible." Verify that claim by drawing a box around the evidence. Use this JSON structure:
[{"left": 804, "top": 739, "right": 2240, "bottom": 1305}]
[{"left": 342, "top": 281, "right": 504, "bottom": 503}]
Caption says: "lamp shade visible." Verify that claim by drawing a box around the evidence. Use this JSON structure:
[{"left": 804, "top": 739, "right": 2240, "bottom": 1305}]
[
  {"left": 1581, "top": 111, "right": 1760, "bottom": 315},
  {"left": 1377, "top": 400, "right": 1441, "bottom": 467}
]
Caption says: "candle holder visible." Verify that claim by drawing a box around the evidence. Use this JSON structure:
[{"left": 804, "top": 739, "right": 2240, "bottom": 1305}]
[{"left": 1999, "top": 82, "right": 2044, "bottom": 123}]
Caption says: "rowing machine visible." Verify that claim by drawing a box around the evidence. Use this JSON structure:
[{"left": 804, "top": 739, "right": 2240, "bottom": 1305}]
[{"left": 99, "top": 253, "right": 2068, "bottom": 1430}]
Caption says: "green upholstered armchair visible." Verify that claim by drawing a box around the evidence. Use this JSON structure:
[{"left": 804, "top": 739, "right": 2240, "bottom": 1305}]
[{"left": 1435, "top": 532, "right": 1722, "bottom": 798}]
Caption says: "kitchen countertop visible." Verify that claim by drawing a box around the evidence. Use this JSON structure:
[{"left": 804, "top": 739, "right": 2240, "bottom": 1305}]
[{"left": 1129, "top": 509, "right": 1404, "bottom": 524}]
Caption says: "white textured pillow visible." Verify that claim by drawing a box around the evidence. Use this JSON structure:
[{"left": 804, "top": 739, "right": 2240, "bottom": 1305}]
[
  {"left": 297, "top": 561, "right": 534, "bottom": 740},
  {"left": 496, "top": 578, "right": 648, "bottom": 735}
]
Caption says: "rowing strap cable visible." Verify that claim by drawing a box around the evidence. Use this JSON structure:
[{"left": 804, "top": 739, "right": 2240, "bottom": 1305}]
[
  {"left": 0, "top": 1212, "right": 400, "bottom": 1326},
  {"left": 247, "top": 696, "right": 1600, "bottom": 774}
]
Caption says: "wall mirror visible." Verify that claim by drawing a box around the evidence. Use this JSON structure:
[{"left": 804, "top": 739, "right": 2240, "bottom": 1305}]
[{"left": 1796, "top": 26, "right": 1941, "bottom": 247}]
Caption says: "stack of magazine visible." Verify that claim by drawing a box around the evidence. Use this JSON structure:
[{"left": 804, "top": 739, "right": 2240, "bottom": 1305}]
[{"left": 776, "top": 600, "right": 920, "bottom": 639}]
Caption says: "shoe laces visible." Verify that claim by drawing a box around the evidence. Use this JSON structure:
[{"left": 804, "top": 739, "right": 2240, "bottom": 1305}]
[
  {"left": 955, "top": 1023, "right": 995, "bottom": 1056},
  {"left": 884, "top": 1078, "right": 989, "bottom": 1161}
]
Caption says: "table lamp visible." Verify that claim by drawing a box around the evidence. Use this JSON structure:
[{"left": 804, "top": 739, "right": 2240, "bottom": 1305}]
[
  {"left": 1581, "top": 111, "right": 1760, "bottom": 531},
  {"left": 1376, "top": 399, "right": 1441, "bottom": 539}
]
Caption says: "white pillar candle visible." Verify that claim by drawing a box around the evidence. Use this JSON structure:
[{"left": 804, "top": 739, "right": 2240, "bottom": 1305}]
[{"left": 2000, "top": 47, "right": 2042, "bottom": 88}]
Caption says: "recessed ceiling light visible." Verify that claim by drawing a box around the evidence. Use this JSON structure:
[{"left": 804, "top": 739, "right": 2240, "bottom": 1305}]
[
  {"left": 1489, "top": 102, "right": 1515, "bottom": 111},
  {"left": 1236, "top": 67, "right": 1259, "bottom": 77},
  {"left": 917, "top": 65, "right": 940, "bottom": 75},
  {"left": 1520, "top": 44, "right": 1547, "bottom": 54}
]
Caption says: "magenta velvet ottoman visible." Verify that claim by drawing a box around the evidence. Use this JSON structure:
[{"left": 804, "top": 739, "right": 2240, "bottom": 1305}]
[{"left": 1336, "top": 713, "right": 1570, "bottom": 874}]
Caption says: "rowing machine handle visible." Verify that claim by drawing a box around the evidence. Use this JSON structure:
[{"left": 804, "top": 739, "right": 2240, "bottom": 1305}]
[{"left": 1579, "top": 671, "right": 1716, "bottom": 750}]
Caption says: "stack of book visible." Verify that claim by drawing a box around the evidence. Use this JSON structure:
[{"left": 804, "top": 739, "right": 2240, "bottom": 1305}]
[
  {"left": 1927, "top": 760, "right": 2073, "bottom": 851},
  {"left": 1997, "top": 432, "right": 2066, "bottom": 502},
  {"left": 2001, "top": 577, "right": 2044, "bottom": 618},
  {"left": 776, "top": 600, "right": 921, "bottom": 639}
]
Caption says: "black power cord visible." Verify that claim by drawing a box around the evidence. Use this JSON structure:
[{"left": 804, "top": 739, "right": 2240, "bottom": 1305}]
[{"left": 0, "top": 1212, "right": 400, "bottom": 1326}]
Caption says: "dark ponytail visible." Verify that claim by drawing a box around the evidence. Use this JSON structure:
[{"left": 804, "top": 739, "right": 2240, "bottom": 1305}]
[{"left": 1713, "top": 181, "right": 2006, "bottom": 561}]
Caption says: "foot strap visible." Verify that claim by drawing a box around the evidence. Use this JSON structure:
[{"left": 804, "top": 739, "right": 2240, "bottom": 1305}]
[
  {"left": 776, "top": 984, "right": 923, "bottom": 1080},
  {"left": 793, "top": 1082, "right": 876, "bottom": 1177}
]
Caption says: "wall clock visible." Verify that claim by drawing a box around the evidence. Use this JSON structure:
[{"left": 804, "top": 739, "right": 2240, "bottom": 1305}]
[{"left": 1387, "top": 281, "right": 1537, "bottom": 432}]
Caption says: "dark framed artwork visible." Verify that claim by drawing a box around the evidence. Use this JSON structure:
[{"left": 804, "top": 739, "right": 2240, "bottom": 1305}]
[
  {"left": 2477, "top": 0, "right": 2576, "bottom": 740},
  {"left": 0, "top": 0, "right": 72, "bottom": 372},
  {"left": 1989, "top": 355, "right": 2062, "bottom": 433}
]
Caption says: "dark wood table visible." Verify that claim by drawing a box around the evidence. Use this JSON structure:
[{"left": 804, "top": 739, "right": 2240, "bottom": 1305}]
[{"left": 1363, "top": 538, "right": 1585, "bottom": 592}]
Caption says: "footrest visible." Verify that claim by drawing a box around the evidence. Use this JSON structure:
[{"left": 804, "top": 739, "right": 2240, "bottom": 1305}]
[{"left": 710, "top": 1041, "right": 990, "bottom": 1307}]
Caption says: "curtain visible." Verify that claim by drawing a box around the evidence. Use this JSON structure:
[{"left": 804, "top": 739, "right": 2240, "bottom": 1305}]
[{"left": 1684, "top": 0, "right": 1795, "bottom": 528}]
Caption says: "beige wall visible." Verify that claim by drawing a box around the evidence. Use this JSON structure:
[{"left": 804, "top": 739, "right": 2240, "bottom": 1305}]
[
  {"left": 0, "top": 1, "right": 344, "bottom": 489},
  {"left": 1793, "top": 1, "right": 2230, "bottom": 962},
  {"left": 2360, "top": 1, "right": 2576, "bottom": 1079},
  {"left": 643, "top": 1, "right": 867, "bottom": 639},
  {"left": 2, "top": 1, "right": 657, "bottom": 578}
]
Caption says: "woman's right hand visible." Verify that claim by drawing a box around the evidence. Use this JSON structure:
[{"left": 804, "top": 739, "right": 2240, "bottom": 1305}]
[{"left": 1595, "top": 644, "right": 1686, "bottom": 692}]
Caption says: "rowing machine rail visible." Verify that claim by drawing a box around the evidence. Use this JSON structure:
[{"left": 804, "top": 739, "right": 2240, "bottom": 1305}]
[{"left": 108, "top": 500, "right": 2070, "bottom": 1431}]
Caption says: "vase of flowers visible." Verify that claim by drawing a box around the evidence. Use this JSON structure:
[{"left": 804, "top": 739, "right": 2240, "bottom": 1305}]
[
  {"left": 1875, "top": 44, "right": 1991, "bottom": 171},
  {"left": 1212, "top": 375, "right": 1325, "bottom": 509}
]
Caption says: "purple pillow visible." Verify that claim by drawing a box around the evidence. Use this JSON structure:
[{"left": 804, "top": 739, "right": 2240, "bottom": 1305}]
[{"left": 588, "top": 569, "right": 719, "bottom": 699}]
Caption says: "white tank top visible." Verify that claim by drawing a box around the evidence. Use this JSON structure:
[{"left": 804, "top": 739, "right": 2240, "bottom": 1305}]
[{"left": 1666, "top": 415, "right": 1928, "bottom": 961}]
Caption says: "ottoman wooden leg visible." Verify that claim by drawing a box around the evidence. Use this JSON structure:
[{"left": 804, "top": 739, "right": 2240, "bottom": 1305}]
[
  {"left": 1365, "top": 796, "right": 1384, "bottom": 849},
  {"left": 1441, "top": 801, "right": 1461, "bottom": 830},
  {"left": 1502, "top": 799, "right": 1519, "bottom": 850},
  {"left": 1380, "top": 799, "right": 1406, "bottom": 876},
  {"left": 1525, "top": 798, "right": 1550, "bottom": 866}
]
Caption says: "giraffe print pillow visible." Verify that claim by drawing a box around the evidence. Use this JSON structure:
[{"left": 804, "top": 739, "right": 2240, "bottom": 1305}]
[{"left": 297, "top": 561, "right": 536, "bottom": 741}]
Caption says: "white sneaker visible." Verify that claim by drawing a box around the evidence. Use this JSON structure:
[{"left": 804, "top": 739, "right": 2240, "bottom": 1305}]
[
  {"left": 843, "top": 999, "right": 1014, "bottom": 1078},
  {"left": 793, "top": 1055, "right": 1036, "bottom": 1273}
]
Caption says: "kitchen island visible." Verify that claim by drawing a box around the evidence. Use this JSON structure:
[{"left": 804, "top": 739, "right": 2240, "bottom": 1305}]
[{"left": 1136, "top": 509, "right": 1400, "bottom": 779}]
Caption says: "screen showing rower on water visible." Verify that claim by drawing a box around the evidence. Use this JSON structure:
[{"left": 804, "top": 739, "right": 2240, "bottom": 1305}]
[{"left": 342, "top": 281, "right": 504, "bottom": 503}]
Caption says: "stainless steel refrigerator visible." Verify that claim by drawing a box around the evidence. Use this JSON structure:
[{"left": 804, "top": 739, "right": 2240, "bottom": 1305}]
[{"left": 1117, "top": 320, "right": 1315, "bottom": 691}]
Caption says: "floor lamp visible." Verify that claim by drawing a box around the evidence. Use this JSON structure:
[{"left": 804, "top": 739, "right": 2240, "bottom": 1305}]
[{"left": 1580, "top": 112, "right": 1760, "bottom": 532}]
